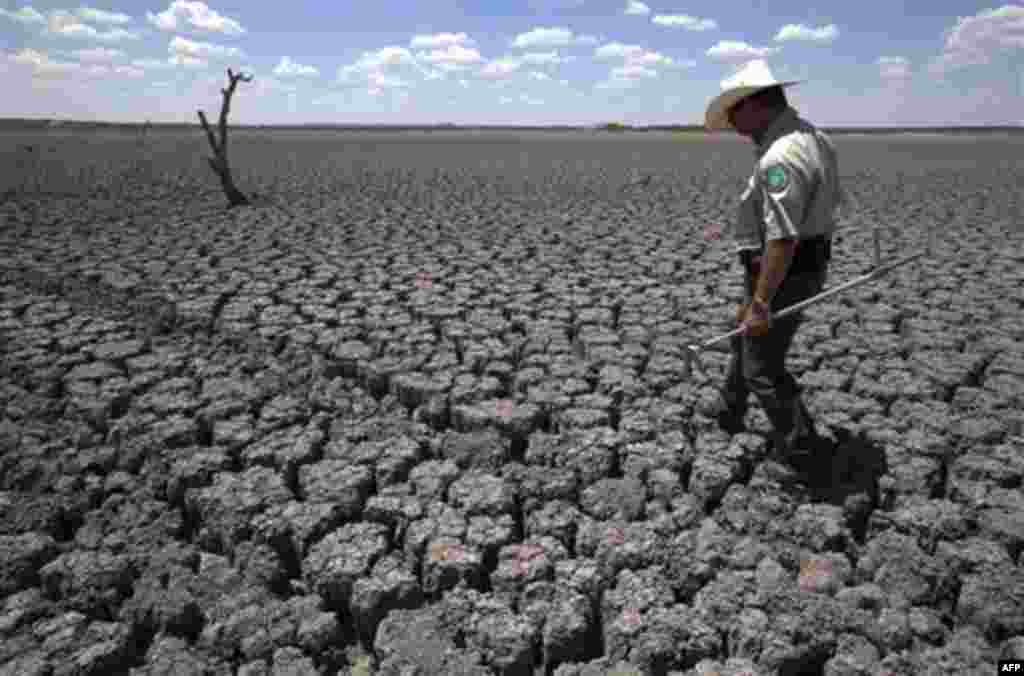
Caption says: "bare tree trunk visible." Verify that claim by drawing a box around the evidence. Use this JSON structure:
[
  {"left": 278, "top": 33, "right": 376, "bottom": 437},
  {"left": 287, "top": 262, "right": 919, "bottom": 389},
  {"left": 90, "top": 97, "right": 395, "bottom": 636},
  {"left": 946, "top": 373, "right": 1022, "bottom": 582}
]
[{"left": 198, "top": 68, "right": 252, "bottom": 208}]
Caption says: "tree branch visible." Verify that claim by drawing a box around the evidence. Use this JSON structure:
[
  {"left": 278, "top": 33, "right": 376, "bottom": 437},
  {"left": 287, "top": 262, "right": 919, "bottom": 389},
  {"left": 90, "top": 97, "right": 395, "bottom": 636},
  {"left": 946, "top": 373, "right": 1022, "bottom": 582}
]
[
  {"left": 197, "top": 111, "right": 221, "bottom": 157},
  {"left": 216, "top": 68, "right": 253, "bottom": 159},
  {"left": 196, "top": 67, "right": 252, "bottom": 207}
]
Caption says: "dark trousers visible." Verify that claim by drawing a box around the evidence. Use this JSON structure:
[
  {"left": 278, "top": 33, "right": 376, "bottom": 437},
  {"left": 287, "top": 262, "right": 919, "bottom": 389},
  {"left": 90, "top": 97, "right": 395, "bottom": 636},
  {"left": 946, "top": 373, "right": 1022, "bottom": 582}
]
[{"left": 723, "top": 261, "right": 828, "bottom": 453}]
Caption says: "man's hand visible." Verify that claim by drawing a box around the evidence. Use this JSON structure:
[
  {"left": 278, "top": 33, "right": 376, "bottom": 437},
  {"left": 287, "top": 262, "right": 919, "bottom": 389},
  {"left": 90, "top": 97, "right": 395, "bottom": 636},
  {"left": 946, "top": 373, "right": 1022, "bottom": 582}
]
[
  {"left": 735, "top": 238, "right": 797, "bottom": 337},
  {"left": 739, "top": 297, "right": 772, "bottom": 336}
]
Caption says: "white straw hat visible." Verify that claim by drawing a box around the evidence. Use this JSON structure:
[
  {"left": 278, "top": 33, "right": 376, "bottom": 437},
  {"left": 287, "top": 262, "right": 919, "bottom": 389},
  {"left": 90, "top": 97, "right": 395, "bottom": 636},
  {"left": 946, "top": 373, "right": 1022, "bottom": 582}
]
[{"left": 704, "top": 59, "right": 802, "bottom": 131}]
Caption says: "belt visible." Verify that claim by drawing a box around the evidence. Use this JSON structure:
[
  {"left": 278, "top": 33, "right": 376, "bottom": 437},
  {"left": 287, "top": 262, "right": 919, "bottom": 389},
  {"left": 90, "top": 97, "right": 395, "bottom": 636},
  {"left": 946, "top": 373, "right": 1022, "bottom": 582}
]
[{"left": 740, "top": 235, "right": 831, "bottom": 275}]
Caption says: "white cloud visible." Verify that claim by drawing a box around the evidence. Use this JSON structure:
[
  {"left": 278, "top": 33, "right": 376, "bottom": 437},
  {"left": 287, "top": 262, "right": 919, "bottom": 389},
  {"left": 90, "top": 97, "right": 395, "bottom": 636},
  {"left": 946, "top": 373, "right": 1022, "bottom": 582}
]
[
  {"left": 652, "top": 14, "right": 718, "bottom": 31},
  {"left": 84, "top": 27, "right": 138, "bottom": 41},
  {"left": 368, "top": 75, "right": 409, "bottom": 96},
  {"left": 472, "top": 51, "right": 571, "bottom": 80},
  {"left": 511, "top": 27, "right": 588, "bottom": 49},
  {"left": 595, "top": 47, "right": 672, "bottom": 91},
  {"left": 410, "top": 32, "right": 473, "bottom": 49},
  {"left": 147, "top": 6, "right": 175, "bottom": 30},
  {"left": 46, "top": 10, "right": 139, "bottom": 41},
  {"left": 878, "top": 56, "right": 911, "bottom": 80},
  {"left": 480, "top": 57, "right": 522, "bottom": 80},
  {"left": 249, "top": 74, "right": 298, "bottom": 94},
  {"left": 595, "top": 42, "right": 674, "bottom": 68},
  {"left": 344, "top": 47, "right": 417, "bottom": 75},
  {"left": 930, "top": 5, "right": 1024, "bottom": 74},
  {"left": 611, "top": 64, "right": 657, "bottom": 79},
  {"left": 169, "top": 35, "right": 243, "bottom": 67},
  {"left": 416, "top": 44, "right": 483, "bottom": 67},
  {"left": 174, "top": 55, "right": 204, "bottom": 67},
  {"left": 76, "top": 7, "right": 132, "bottom": 25},
  {"left": 71, "top": 46, "right": 124, "bottom": 62},
  {"left": 112, "top": 64, "right": 144, "bottom": 78},
  {"left": 946, "top": 6, "right": 1024, "bottom": 52},
  {"left": 147, "top": 1, "right": 244, "bottom": 35},
  {"left": 595, "top": 42, "right": 638, "bottom": 60},
  {"left": 631, "top": 51, "right": 673, "bottom": 67},
  {"left": 519, "top": 51, "right": 567, "bottom": 65},
  {"left": 529, "top": 71, "right": 551, "bottom": 80},
  {"left": 337, "top": 47, "right": 426, "bottom": 94},
  {"left": 774, "top": 23, "right": 839, "bottom": 43},
  {"left": 593, "top": 40, "right": 690, "bottom": 92},
  {"left": 0, "top": 6, "right": 46, "bottom": 24},
  {"left": 9, "top": 46, "right": 141, "bottom": 79},
  {"left": 48, "top": 10, "right": 87, "bottom": 35},
  {"left": 10, "top": 48, "right": 79, "bottom": 77},
  {"left": 706, "top": 40, "right": 780, "bottom": 63},
  {"left": 624, "top": 1, "right": 650, "bottom": 16},
  {"left": 274, "top": 56, "right": 319, "bottom": 77}
]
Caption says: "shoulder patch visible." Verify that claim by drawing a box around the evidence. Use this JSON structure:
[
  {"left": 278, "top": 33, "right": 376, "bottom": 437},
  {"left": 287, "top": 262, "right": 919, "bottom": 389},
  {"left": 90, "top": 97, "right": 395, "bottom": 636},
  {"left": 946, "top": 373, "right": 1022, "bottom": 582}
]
[{"left": 763, "top": 164, "right": 789, "bottom": 193}]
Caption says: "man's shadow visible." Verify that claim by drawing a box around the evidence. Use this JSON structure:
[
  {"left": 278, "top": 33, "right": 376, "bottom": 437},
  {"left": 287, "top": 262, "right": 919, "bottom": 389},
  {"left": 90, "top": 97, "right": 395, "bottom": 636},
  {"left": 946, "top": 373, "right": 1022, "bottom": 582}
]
[{"left": 783, "top": 426, "right": 888, "bottom": 536}]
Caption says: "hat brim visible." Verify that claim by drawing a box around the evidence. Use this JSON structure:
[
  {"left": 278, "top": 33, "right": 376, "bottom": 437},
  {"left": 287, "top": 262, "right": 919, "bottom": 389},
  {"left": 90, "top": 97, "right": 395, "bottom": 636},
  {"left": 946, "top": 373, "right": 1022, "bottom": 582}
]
[{"left": 705, "top": 80, "right": 802, "bottom": 131}]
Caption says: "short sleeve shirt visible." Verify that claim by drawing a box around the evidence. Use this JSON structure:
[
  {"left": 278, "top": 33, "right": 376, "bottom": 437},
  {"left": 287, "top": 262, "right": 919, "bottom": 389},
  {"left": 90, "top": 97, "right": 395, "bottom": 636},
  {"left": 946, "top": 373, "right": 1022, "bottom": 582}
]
[{"left": 733, "top": 107, "right": 842, "bottom": 254}]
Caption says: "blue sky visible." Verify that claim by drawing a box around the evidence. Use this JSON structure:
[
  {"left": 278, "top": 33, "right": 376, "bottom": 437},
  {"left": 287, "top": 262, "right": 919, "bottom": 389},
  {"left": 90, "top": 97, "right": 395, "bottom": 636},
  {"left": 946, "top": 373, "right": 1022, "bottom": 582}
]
[{"left": 1, "top": 1, "right": 1022, "bottom": 125}]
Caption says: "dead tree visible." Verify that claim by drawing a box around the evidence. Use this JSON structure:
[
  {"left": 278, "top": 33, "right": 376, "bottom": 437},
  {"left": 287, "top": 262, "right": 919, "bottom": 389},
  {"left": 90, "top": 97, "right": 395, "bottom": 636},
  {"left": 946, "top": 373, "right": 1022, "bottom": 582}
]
[{"left": 198, "top": 68, "right": 252, "bottom": 207}]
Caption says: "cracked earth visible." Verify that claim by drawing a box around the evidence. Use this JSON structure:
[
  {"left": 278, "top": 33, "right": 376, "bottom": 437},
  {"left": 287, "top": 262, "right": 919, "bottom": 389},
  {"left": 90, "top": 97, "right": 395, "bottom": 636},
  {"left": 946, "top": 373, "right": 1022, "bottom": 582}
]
[{"left": 1, "top": 130, "right": 1023, "bottom": 676}]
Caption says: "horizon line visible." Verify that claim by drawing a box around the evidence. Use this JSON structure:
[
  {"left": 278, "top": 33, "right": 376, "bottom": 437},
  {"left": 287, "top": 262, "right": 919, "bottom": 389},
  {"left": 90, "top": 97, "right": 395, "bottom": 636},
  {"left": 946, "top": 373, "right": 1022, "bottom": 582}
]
[{"left": 2, "top": 117, "right": 1024, "bottom": 132}]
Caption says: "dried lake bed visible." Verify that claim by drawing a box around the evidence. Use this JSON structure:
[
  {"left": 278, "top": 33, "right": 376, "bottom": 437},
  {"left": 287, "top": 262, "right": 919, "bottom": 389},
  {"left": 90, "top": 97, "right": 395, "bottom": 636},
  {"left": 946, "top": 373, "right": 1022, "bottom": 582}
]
[{"left": 1, "top": 129, "right": 1023, "bottom": 675}]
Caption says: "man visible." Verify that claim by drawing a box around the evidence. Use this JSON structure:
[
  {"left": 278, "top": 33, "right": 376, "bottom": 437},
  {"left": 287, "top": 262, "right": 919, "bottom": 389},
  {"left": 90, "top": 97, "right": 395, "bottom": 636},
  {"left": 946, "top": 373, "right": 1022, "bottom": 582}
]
[{"left": 703, "top": 60, "right": 843, "bottom": 466}]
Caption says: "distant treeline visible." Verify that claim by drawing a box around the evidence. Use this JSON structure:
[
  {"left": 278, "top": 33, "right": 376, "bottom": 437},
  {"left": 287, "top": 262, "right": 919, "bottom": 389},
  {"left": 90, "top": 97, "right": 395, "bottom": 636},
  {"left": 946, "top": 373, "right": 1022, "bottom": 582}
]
[{"left": 2, "top": 118, "right": 1022, "bottom": 135}]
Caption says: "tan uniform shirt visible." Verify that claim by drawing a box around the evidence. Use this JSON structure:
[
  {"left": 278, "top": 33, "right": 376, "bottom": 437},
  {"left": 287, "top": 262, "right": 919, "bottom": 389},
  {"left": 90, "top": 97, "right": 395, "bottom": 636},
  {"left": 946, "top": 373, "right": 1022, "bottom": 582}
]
[{"left": 734, "top": 106, "right": 843, "bottom": 254}]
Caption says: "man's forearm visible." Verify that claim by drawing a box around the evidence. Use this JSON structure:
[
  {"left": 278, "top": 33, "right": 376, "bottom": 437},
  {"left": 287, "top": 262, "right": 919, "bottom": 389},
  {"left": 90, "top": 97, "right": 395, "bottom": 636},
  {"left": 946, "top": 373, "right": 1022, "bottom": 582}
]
[{"left": 753, "top": 238, "right": 798, "bottom": 304}]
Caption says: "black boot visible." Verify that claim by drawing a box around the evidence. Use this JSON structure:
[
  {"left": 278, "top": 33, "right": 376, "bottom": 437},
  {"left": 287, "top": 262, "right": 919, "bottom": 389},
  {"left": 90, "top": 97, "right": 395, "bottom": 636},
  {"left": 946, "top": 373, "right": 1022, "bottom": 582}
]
[
  {"left": 773, "top": 399, "right": 831, "bottom": 476},
  {"left": 791, "top": 398, "right": 823, "bottom": 450},
  {"left": 706, "top": 390, "right": 747, "bottom": 434},
  {"left": 766, "top": 397, "right": 812, "bottom": 456}
]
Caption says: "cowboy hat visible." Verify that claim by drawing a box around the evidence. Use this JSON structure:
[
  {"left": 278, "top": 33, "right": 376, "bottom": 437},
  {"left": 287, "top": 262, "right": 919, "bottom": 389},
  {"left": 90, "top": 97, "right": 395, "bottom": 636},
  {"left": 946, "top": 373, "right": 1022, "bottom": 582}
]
[{"left": 705, "top": 59, "right": 802, "bottom": 131}]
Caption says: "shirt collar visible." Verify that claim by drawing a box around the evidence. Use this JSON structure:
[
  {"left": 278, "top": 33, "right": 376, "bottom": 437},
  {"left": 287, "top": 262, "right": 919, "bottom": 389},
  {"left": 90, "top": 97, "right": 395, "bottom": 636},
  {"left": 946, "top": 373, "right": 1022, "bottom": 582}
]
[{"left": 756, "top": 106, "right": 799, "bottom": 156}]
